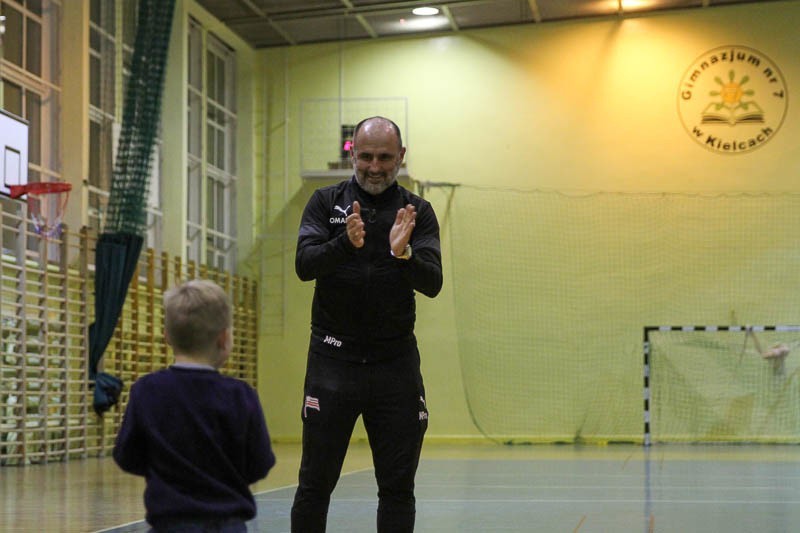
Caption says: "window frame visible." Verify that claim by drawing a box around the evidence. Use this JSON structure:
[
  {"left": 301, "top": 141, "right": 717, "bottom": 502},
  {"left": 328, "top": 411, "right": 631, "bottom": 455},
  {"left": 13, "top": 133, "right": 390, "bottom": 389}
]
[{"left": 186, "top": 17, "right": 237, "bottom": 272}]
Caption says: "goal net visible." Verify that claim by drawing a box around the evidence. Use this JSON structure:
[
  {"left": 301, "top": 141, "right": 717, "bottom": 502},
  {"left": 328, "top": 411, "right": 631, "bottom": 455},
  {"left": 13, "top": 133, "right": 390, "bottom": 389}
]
[{"left": 645, "top": 325, "right": 800, "bottom": 444}]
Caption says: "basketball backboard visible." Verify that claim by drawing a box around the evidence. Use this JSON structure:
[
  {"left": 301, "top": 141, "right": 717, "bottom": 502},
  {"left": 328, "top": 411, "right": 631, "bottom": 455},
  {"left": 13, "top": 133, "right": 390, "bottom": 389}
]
[{"left": 0, "top": 109, "right": 29, "bottom": 197}]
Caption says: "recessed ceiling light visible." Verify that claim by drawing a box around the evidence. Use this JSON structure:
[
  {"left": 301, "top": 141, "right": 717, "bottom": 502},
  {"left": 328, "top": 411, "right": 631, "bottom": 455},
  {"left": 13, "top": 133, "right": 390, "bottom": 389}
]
[
  {"left": 388, "top": 15, "right": 448, "bottom": 32},
  {"left": 412, "top": 7, "right": 440, "bottom": 16},
  {"left": 621, "top": 0, "right": 655, "bottom": 9}
]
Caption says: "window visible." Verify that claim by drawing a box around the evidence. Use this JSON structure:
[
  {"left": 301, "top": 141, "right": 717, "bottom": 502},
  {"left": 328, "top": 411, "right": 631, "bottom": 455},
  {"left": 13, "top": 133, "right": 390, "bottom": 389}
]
[
  {"left": 186, "top": 18, "right": 237, "bottom": 271},
  {"left": 1, "top": 0, "right": 61, "bottom": 255},
  {"left": 87, "top": 0, "right": 114, "bottom": 233},
  {"left": 1, "top": 0, "right": 60, "bottom": 184}
]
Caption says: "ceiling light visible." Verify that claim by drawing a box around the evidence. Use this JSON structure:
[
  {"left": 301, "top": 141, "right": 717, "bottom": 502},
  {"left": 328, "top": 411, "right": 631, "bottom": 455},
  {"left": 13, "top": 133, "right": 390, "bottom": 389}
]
[
  {"left": 412, "top": 7, "right": 440, "bottom": 16},
  {"left": 389, "top": 15, "right": 449, "bottom": 32},
  {"left": 620, "top": 0, "right": 656, "bottom": 10}
]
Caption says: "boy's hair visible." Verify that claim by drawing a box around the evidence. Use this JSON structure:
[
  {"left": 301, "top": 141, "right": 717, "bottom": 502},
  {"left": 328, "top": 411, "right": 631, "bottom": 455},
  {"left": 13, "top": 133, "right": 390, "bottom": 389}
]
[{"left": 163, "top": 279, "right": 232, "bottom": 354}]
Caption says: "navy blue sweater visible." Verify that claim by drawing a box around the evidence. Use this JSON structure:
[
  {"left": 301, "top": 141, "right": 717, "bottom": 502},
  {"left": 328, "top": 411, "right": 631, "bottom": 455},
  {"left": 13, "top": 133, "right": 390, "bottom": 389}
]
[{"left": 113, "top": 366, "right": 275, "bottom": 527}]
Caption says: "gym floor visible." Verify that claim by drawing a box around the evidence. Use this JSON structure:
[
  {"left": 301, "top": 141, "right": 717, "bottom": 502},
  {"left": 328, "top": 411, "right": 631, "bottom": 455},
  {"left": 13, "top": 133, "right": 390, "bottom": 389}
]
[{"left": 3, "top": 441, "right": 799, "bottom": 532}]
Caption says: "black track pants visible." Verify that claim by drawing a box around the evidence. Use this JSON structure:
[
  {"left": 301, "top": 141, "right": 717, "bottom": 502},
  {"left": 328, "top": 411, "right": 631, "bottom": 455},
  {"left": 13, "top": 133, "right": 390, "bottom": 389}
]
[{"left": 291, "top": 350, "right": 428, "bottom": 532}]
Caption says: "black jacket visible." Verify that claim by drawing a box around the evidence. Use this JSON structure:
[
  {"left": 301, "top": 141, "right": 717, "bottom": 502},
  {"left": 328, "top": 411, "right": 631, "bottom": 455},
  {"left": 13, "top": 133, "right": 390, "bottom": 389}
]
[{"left": 296, "top": 177, "right": 443, "bottom": 362}]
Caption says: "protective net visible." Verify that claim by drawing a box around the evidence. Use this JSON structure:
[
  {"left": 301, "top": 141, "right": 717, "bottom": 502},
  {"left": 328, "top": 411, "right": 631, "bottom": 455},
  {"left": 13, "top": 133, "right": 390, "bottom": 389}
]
[
  {"left": 449, "top": 186, "right": 800, "bottom": 444},
  {"left": 648, "top": 326, "right": 800, "bottom": 443},
  {"left": 104, "top": 0, "right": 175, "bottom": 236},
  {"left": 88, "top": 0, "right": 175, "bottom": 415}
]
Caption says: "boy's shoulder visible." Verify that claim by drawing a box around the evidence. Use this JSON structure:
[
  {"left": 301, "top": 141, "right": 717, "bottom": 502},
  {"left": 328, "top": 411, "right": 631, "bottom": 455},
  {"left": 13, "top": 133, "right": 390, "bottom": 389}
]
[
  {"left": 133, "top": 367, "right": 215, "bottom": 387},
  {"left": 132, "top": 368, "right": 257, "bottom": 400},
  {"left": 156, "top": 367, "right": 254, "bottom": 388}
]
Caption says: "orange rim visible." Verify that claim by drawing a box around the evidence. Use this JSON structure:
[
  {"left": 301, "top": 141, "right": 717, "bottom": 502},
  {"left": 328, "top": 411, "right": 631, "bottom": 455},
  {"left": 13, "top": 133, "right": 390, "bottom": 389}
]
[{"left": 8, "top": 181, "right": 72, "bottom": 199}]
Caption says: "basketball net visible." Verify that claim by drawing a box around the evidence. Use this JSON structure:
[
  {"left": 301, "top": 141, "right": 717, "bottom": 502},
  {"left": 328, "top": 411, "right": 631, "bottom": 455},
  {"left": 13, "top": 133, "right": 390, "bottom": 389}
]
[{"left": 8, "top": 182, "right": 72, "bottom": 239}]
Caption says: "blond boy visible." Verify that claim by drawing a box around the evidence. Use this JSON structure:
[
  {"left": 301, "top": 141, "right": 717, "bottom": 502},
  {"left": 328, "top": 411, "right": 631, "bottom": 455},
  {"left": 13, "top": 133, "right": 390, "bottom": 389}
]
[{"left": 114, "top": 280, "right": 275, "bottom": 532}]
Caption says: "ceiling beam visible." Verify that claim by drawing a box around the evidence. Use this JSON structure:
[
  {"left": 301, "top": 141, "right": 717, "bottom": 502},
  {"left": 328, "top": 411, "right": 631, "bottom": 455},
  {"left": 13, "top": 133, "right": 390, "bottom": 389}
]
[
  {"left": 355, "top": 14, "right": 378, "bottom": 38},
  {"left": 233, "top": 0, "right": 296, "bottom": 45},
  {"left": 223, "top": 0, "right": 495, "bottom": 24},
  {"left": 340, "top": 0, "right": 378, "bottom": 38},
  {"left": 268, "top": 20, "right": 296, "bottom": 46},
  {"left": 441, "top": 6, "right": 460, "bottom": 31},
  {"left": 236, "top": 0, "right": 266, "bottom": 18},
  {"left": 527, "top": 0, "right": 541, "bottom": 23}
]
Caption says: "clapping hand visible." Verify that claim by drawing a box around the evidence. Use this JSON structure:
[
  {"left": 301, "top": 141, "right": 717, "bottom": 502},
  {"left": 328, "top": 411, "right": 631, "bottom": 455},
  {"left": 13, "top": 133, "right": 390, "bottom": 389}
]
[
  {"left": 390, "top": 204, "right": 416, "bottom": 256},
  {"left": 347, "top": 201, "right": 366, "bottom": 248}
]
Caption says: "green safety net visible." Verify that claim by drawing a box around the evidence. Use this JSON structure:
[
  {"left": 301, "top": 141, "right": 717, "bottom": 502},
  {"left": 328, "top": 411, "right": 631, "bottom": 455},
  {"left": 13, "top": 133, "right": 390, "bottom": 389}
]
[
  {"left": 450, "top": 186, "right": 800, "bottom": 444},
  {"left": 105, "top": 0, "right": 176, "bottom": 235},
  {"left": 90, "top": 0, "right": 176, "bottom": 415}
]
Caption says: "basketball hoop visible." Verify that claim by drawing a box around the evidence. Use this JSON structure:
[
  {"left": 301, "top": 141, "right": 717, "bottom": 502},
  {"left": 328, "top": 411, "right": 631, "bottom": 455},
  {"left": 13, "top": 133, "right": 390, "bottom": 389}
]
[{"left": 8, "top": 182, "right": 72, "bottom": 238}]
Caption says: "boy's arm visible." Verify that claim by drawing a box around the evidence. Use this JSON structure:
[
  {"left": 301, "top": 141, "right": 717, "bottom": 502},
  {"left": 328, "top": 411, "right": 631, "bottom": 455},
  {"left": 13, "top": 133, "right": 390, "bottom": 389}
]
[
  {"left": 112, "top": 384, "right": 147, "bottom": 476},
  {"left": 244, "top": 391, "right": 276, "bottom": 484}
]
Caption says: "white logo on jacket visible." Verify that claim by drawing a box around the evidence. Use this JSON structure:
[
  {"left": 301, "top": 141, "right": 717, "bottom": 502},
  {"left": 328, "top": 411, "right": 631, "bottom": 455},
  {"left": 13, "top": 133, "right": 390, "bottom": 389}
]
[{"left": 329, "top": 204, "right": 350, "bottom": 224}]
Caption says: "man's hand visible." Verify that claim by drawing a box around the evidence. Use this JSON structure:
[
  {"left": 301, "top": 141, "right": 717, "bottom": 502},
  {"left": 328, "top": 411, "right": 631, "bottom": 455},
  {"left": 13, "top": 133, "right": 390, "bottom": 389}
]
[
  {"left": 390, "top": 204, "right": 416, "bottom": 256},
  {"left": 347, "top": 201, "right": 365, "bottom": 248}
]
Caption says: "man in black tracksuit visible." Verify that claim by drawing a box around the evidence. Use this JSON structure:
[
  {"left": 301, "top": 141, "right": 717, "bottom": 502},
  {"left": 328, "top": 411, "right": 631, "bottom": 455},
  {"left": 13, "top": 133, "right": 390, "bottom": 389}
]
[{"left": 291, "top": 116, "right": 443, "bottom": 532}]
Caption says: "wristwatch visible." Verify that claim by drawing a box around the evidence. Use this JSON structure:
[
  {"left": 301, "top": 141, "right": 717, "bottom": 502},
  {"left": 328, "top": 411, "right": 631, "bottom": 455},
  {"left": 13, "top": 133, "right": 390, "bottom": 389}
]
[{"left": 391, "top": 244, "right": 412, "bottom": 260}]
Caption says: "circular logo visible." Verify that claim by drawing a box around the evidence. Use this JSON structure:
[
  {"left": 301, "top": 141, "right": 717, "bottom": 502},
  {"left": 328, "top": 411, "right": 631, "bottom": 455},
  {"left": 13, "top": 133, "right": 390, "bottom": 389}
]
[{"left": 678, "top": 46, "right": 788, "bottom": 154}]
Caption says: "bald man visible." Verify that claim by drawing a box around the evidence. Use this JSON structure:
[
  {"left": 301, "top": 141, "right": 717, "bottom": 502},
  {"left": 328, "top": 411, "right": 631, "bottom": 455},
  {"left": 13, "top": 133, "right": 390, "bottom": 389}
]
[{"left": 292, "top": 116, "right": 443, "bottom": 532}]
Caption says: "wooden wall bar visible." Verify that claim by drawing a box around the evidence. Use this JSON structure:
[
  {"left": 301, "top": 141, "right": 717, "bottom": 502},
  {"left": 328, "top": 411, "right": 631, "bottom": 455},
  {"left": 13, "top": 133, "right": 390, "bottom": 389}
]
[{"left": 0, "top": 220, "right": 258, "bottom": 466}]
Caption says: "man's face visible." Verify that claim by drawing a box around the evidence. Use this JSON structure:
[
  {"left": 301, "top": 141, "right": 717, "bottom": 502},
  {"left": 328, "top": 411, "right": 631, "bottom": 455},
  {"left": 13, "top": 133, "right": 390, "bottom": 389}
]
[{"left": 351, "top": 122, "right": 405, "bottom": 195}]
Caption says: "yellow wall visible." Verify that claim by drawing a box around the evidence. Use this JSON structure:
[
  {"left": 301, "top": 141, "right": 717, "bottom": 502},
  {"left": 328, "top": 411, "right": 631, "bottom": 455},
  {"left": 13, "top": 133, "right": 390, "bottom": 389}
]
[{"left": 256, "top": 1, "right": 800, "bottom": 441}]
